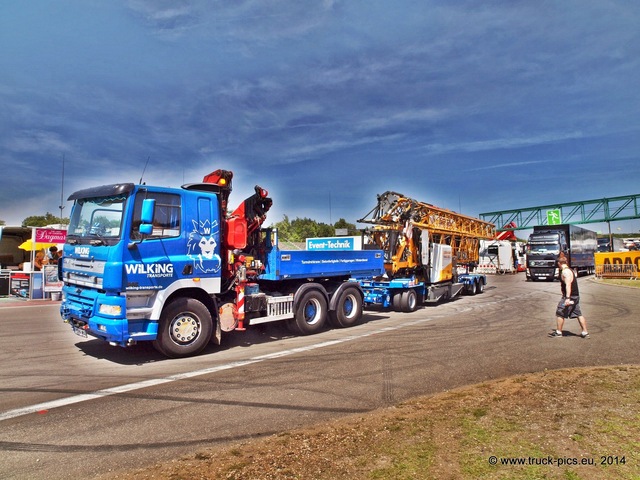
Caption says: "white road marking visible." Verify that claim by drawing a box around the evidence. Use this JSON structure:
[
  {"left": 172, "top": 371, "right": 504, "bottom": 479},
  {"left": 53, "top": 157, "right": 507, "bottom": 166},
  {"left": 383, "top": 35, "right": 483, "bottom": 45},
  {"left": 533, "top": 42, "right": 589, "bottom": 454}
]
[
  {"left": 0, "top": 316, "right": 432, "bottom": 422},
  {"left": 2, "top": 291, "right": 533, "bottom": 422}
]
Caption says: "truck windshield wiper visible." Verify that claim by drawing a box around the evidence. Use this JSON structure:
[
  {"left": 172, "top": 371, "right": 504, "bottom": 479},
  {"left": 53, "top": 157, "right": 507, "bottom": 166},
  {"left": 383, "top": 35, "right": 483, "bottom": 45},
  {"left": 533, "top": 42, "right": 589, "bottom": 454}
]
[{"left": 88, "top": 232, "right": 109, "bottom": 246}]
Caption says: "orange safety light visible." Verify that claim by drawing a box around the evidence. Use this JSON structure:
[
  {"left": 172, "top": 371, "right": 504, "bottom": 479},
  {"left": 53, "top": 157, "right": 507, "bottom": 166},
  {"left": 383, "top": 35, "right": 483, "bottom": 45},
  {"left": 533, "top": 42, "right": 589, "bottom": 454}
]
[{"left": 202, "top": 169, "right": 233, "bottom": 189}]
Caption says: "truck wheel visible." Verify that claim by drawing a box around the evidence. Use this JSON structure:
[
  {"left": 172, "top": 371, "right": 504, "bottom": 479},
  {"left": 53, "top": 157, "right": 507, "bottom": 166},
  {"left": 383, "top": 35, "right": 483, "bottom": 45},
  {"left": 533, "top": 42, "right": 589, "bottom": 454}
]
[
  {"left": 401, "top": 289, "right": 419, "bottom": 312},
  {"left": 475, "top": 279, "right": 485, "bottom": 294},
  {"left": 153, "top": 298, "right": 213, "bottom": 358},
  {"left": 329, "top": 286, "right": 363, "bottom": 328},
  {"left": 392, "top": 292, "right": 403, "bottom": 312},
  {"left": 291, "top": 289, "right": 327, "bottom": 335}
]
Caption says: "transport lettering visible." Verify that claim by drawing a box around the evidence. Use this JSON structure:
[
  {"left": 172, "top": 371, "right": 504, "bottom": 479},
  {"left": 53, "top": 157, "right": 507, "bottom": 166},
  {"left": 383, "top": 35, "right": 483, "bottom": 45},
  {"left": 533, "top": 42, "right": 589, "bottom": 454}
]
[{"left": 125, "top": 263, "right": 174, "bottom": 277}]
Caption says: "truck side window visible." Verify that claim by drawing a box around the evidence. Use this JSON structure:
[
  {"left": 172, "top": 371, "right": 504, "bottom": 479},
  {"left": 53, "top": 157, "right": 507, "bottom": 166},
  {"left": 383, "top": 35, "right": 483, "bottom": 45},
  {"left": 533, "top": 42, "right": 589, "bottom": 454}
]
[{"left": 131, "top": 193, "right": 181, "bottom": 240}]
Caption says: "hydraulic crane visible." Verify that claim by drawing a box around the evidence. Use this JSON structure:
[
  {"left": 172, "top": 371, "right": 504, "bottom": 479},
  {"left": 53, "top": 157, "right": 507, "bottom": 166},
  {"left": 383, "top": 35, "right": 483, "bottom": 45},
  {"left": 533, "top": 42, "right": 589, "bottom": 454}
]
[{"left": 358, "top": 191, "right": 495, "bottom": 300}]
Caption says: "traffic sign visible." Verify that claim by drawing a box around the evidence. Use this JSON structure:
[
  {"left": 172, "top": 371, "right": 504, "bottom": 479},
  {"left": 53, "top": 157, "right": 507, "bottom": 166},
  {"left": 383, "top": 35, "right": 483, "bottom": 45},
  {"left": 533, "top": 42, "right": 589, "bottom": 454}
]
[{"left": 547, "top": 209, "right": 562, "bottom": 225}]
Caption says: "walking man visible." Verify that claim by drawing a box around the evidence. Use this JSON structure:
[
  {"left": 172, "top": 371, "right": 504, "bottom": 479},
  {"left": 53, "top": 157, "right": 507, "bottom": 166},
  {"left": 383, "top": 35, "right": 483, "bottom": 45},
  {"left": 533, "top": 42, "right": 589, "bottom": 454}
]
[{"left": 549, "top": 254, "right": 589, "bottom": 338}]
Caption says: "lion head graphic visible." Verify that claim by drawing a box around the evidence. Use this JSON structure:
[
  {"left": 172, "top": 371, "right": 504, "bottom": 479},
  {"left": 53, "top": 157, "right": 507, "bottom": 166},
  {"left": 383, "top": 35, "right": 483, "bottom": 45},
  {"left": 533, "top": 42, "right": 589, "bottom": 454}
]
[{"left": 187, "top": 219, "right": 221, "bottom": 273}]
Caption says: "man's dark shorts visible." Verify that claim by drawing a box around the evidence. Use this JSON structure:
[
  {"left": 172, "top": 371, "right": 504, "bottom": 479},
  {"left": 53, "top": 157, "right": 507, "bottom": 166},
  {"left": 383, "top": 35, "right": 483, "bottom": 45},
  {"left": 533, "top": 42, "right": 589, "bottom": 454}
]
[{"left": 556, "top": 296, "right": 583, "bottom": 318}]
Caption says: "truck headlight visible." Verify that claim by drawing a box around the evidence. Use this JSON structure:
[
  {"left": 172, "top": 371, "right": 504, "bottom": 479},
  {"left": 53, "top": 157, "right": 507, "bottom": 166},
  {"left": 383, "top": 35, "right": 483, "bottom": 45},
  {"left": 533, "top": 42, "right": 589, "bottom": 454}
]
[{"left": 99, "top": 304, "right": 122, "bottom": 316}]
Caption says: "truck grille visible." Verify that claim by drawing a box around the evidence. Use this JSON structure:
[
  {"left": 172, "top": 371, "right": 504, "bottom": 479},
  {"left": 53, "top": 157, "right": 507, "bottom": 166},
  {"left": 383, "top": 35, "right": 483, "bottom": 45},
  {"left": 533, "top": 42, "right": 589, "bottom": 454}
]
[
  {"left": 64, "top": 290, "right": 95, "bottom": 320},
  {"left": 63, "top": 257, "right": 105, "bottom": 288},
  {"left": 530, "top": 260, "right": 555, "bottom": 267}
]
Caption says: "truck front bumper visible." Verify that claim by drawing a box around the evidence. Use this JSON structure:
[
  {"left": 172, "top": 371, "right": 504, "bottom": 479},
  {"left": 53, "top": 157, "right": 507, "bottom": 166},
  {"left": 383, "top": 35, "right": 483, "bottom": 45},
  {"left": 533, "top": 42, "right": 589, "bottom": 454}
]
[
  {"left": 527, "top": 267, "right": 558, "bottom": 280},
  {"left": 60, "top": 287, "right": 157, "bottom": 346}
]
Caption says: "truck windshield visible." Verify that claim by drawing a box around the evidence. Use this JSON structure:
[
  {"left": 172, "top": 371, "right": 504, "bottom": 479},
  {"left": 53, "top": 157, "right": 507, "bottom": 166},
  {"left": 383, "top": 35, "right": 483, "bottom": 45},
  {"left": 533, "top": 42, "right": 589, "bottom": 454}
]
[
  {"left": 66, "top": 195, "right": 126, "bottom": 245},
  {"left": 527, "top": 243, "right": 559, "bottom": 255}
]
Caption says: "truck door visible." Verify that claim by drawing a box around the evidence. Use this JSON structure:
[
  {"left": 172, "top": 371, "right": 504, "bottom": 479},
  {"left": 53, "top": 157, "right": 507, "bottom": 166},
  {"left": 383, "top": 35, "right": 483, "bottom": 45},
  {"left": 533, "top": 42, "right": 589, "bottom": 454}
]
[
  {"left": 186, "top": 196, "right": 223, "bottom": 278},
  {"left": 125, "top": 191, "right": 184, "bottom": 292}
]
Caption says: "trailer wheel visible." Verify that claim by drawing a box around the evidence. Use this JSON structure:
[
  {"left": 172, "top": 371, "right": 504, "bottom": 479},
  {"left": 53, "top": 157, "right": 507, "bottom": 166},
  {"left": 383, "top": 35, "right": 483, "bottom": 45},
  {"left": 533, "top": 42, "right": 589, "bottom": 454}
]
[
  {"left": 392, "top": 292, "right": 403, "bottom": 312},
  {"left": 329, "top": 287, "right": 363, "bottom": 328},
  {"left": 400, "top": 289, "right": 419, "bottom": 312},
  {"left": 291, "top": 289, "right": 327, "bottom": 335},
  {"left": 153, "top": 298, "right": 213, "bottom": 358},
  {"left": 475, "top": 279, "right": 485, "bottom": 294}
]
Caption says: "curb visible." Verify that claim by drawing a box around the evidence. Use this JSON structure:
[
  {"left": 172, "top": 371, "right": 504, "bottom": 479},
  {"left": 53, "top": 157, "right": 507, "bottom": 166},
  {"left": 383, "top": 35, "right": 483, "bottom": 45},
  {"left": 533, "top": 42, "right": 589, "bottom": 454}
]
[{"left": 0, "top": 298, "right": 61, "bottom": 308}]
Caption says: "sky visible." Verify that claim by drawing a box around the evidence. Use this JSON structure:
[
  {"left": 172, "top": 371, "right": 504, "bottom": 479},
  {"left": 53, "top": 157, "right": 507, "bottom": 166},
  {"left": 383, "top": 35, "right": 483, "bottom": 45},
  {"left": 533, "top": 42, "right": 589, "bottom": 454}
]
[{"left": 1, "top": 1, "right": 639, "bottom": 235}]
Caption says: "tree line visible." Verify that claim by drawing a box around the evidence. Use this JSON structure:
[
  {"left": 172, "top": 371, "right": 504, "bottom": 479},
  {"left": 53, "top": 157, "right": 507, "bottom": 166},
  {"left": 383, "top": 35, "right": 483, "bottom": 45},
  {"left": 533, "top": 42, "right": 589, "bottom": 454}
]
[
  {"left": 0, "top": 212, "right": 69, "bottom": 227},
  {"left": 270, "top": 216, "right": 358, "bottom": 242},
  {"left": 0, "top": 213, "right": 357, "bottom": 242},
  {"left": 3, "top": 213, "right": 637, "bottom": 241}
]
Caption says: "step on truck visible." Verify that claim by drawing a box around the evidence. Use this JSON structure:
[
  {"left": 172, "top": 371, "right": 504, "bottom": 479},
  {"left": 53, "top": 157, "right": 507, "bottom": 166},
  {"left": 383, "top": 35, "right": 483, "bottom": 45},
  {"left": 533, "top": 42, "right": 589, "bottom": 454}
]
[
  {"left": 357, "top": 191, "right": 495, "bottom": 311},
  {"left": 59, "top": 170, "right": 383, "bottom": 358}
]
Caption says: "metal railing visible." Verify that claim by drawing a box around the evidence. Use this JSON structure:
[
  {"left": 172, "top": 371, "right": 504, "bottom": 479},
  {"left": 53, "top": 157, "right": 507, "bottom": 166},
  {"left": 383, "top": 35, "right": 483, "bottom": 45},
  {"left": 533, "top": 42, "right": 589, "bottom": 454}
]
[{"left": 595, "top": 264, "right": 639, "bottom": 280}]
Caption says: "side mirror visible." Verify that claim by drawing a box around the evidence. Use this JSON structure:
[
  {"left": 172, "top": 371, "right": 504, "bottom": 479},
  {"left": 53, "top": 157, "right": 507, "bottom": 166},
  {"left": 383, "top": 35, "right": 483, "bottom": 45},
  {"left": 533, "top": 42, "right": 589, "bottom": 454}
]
[{"left": 139, "top": 198, "right": 155, "bottom": 236}]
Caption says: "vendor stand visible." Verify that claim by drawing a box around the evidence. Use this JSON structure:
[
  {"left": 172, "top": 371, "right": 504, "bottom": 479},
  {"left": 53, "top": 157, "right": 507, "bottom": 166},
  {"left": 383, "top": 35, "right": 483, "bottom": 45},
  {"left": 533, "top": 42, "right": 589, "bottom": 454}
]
[{"left": 14, "top": 227, "right": 66, "bottom": 300}]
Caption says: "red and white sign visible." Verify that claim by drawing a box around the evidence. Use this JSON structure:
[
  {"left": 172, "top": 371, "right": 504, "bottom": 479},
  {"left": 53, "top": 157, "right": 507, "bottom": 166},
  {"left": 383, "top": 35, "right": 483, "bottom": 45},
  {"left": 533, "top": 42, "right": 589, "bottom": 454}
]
[{"left": 35, "top": 228, "right": 67, "bottom": 244}]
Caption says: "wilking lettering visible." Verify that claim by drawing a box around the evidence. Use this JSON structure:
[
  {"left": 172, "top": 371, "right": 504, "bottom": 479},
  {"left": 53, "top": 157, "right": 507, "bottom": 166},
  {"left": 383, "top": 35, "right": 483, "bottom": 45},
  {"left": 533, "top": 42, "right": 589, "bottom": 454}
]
[{"left": 125, "top": 263, "right": 174, "bottom": 277}]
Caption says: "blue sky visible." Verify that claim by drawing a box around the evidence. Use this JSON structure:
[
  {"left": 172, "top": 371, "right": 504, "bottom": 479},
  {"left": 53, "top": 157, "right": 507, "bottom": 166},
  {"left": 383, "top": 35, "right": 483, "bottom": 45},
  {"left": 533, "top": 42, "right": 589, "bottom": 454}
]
[{"left": 1, "top": 1, "right": 639, "bottom": 234}]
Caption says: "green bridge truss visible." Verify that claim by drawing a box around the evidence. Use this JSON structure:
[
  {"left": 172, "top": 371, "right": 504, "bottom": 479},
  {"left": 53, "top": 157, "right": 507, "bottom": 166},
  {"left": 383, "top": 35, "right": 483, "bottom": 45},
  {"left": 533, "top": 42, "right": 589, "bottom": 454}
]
[{"left": 480, "top": 194, "right": 640, "bottom": 231}]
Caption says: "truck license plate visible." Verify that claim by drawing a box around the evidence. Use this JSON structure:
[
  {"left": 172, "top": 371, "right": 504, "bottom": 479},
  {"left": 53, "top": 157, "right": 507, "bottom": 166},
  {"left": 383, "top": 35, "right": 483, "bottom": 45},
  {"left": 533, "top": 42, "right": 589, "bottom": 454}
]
[{"left": 72, "top": 326, "right": 88, "bottom": 338}]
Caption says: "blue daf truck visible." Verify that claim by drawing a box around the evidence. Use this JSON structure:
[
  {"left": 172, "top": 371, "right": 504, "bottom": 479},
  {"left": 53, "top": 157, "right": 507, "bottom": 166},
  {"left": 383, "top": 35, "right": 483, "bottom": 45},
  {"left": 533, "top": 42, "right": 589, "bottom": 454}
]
[{"left": 59, "top": 170, "right": 383, "bottom": 357}]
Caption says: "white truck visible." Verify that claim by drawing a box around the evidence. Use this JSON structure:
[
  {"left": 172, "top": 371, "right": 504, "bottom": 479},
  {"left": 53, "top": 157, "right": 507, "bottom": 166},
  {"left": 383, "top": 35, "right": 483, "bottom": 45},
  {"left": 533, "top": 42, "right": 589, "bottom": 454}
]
[{"left": 478, "top": 239, "right": 525, "bottom": 274}]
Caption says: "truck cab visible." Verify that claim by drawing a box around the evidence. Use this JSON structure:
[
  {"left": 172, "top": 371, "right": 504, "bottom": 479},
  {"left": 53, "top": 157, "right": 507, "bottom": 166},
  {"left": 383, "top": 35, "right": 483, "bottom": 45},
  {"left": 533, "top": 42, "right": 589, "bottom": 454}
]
[
  {"left": 60, "top": 182, "right": 225, "bottom": 352},
  {"left": 526, "top": 231, "right": 564, "bottom": 281}
]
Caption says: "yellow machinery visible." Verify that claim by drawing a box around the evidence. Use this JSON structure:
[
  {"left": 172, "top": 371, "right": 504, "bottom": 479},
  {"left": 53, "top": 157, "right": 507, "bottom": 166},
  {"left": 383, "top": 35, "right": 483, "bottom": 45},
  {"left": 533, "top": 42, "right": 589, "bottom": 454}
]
[{"left": 359, "top": 191, "right": 496, "bottom": 281}]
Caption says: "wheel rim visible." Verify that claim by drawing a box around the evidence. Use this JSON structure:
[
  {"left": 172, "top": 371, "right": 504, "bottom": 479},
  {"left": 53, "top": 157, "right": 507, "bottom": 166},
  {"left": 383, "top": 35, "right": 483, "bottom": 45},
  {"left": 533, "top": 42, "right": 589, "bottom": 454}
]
[
  {"left": 169, "top": 313, "right": 201, "bottom": 345},
  {"left": 303, "top": 298, "right": 322, "bottom": 325},
  {"left": 408, "top": 291, "right": 416, "bottom": 310},
  {"left": 342, "top": 293, "right": 358, "bottom": 319}
]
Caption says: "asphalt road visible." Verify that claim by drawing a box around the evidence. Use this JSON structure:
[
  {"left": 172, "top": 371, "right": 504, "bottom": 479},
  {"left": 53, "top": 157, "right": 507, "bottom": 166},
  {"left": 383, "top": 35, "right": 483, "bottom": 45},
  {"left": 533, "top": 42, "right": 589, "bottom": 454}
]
[{"left": 1, "top": 274, "right": 638, "bottom": 479}]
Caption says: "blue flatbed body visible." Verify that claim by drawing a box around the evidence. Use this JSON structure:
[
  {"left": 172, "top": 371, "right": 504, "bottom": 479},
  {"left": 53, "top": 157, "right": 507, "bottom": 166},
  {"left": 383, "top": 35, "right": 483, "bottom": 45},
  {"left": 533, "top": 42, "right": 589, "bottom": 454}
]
[
  {"left": 358, "top": 272, "right": 487, "bottom": 308},
  {"left": 260, "top": 248, "right": 384, "bottom": 281},
  {"left": 359, "top": 277, "right": 423, "bottom": 308}
]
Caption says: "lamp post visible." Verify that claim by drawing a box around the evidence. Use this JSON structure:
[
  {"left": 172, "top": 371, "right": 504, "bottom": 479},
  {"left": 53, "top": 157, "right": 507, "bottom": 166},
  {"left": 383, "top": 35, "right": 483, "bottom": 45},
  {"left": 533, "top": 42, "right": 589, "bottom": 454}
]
[{"left": 58, "top": 155, "right": 65, "bottom": 227}]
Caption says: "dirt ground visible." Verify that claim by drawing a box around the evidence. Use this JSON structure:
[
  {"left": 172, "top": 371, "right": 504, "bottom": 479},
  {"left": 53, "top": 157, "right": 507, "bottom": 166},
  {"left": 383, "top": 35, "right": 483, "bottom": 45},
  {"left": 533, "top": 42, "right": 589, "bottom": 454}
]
[{"left": 103, "top": 365, "right": 639, "bottom": 480}]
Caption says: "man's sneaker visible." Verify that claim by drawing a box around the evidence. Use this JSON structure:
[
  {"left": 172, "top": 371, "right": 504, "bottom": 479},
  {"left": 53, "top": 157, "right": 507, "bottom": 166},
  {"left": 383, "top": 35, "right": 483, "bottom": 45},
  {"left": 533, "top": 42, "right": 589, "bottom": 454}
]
[
  {"left": 549, "top": 330, "right": 563, "bottom": 337},
  {"left": 580, "top": 332, "right": 590, "bottom": 338}
]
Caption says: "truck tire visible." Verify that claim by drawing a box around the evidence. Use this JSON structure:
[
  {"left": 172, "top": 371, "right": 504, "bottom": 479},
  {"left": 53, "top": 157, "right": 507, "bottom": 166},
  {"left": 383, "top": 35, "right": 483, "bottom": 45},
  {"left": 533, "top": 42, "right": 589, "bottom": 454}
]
[
  {"left": 392, "top": 292, "right": 403, "bottom": 312},
  {"left": 153, "top": 297, "right": 213, "bottom": 358},
  {"left": 475, "top": 278, "right": 485, "bottom": 294},
  {"left": 291, "top": 289, "right": 327, "bottom": 335},
  {"left": 400, "top": 289, "right": 419, "bottom": 312},
  {"left": 329, "top": 286, "right": 363, "bottom": 328}
]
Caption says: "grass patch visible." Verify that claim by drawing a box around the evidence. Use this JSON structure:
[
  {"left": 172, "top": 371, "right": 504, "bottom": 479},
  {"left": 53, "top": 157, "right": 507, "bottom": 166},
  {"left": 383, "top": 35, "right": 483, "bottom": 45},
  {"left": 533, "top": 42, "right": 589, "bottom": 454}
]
[
  {"left": 598, "top": 278, "right": 640, "bottom": 288},
  {"left": 104, "top": 366, "right": 640, "bottom": 480}
]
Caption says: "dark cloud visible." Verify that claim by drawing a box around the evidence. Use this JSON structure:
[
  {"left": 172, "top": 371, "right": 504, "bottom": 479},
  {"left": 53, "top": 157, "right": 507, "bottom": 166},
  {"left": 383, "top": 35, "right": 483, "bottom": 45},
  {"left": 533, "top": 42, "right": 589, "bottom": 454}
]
[{"left": 0, "top": 1, "right": 639, "bottom": 231}]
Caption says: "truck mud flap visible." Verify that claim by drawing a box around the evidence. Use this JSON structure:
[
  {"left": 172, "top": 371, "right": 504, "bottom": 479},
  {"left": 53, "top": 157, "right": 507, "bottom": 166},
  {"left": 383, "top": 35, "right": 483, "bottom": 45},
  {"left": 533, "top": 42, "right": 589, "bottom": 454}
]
[{"left": 425, "top": 283, "right": 463, "bottom": 303}]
